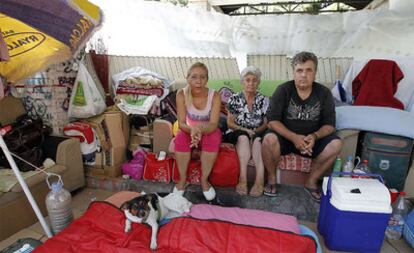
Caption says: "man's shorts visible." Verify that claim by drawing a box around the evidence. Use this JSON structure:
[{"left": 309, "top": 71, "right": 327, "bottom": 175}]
[{"left": 263, "top": 129, "right": 340, "bottom": 159}]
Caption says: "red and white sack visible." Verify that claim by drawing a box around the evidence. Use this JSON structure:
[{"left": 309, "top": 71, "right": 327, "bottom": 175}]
[
  {"left": 63, "top": 121, "right": 99, "bottom": 165},
  {"left": 143, "top": 153, "right": 173, "bottom": 183},
  {"left": 172, "top": 159, "right": 202, "bottom": 184}
]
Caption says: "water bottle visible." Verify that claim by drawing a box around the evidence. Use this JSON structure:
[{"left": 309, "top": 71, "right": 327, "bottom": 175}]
[
  {"left": 342, "top": 155, "right": 354, "bottom": 177},
  {"left": 352, "top": 159, "right": 371, "bottom": 178},
  {"left": 385, "top": 192, "right": 408, "bottom": 240},
  {"left": 333, "top": 156, "right": 342, "bottom": 173},
  {"left": 45, "top": 174, "right": 73, "bottom": 235}
]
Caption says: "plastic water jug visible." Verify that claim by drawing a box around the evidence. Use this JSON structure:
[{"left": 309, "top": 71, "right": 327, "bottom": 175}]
[
  {"left": 45, "top": 174, "right": 73, "bottom": 234},
  {"left": 342, "top": 155, "right": 354, "bottom": 176},
  {"left": 385, "top": 192, "right": 408, "bottom": 240}
]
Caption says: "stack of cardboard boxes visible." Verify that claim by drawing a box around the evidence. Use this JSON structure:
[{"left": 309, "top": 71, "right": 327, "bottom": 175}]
[{"left": 83, "top": 107, "right": 129, "bottom": 178}]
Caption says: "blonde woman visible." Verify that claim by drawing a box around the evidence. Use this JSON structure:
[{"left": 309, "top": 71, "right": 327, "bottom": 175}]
[
  {"left": 224, "top": 66, "right": 269, "bottom": 197},
  {"left": 173, "top": 62, "right": 222, "bottom": 201}
]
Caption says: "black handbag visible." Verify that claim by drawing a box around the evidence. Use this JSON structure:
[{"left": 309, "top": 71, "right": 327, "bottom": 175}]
[{"left": 0, "top": 115, "right": 52, "bottom": 172}]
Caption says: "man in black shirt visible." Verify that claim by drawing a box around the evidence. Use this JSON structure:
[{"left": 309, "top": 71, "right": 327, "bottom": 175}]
[{"left": 262, "top": 51, "right": 342, "bottom": 202}]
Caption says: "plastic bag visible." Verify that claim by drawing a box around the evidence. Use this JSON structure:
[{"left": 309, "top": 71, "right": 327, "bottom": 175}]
[
  {"left": 68, "top": 63, "right": 106, "bottom": 118},
  {"left": 122, "top": 148, "right": 147, "bottom": 180}
]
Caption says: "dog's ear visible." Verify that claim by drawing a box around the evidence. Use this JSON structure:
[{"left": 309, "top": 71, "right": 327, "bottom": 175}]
[
  {"left": 120, "top": 201, "right": 129, "bottom": 211},
  {"left": 150, "top": 194, "right": 159, "bottom": 211}
]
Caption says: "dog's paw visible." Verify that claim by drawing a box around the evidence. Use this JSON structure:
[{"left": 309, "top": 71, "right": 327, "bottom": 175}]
[
  {"left": 124, "top": 227, "right": 131, "bottom": 233},
  {"left": 150, "top": 241, "right": 157, "bottom": 250},
  {"left": 184, "top": 202, "right": 193, "bottom": 212}
]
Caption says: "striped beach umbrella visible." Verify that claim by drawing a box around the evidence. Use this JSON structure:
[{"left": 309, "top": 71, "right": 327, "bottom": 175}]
[{"left": 0, "top": 0, "right": 102, "bottom": 83}]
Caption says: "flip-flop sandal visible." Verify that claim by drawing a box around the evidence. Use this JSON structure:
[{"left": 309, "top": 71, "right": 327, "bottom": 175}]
[
  {"left": 263, "top": 184, "right": 278, "bottom": 197},
  {"left": 304, "top": 186, "right": 321, "bottom": 203},
  {"left": 236, "top": 182, "right": 248, "bottom": 195},
  {"left": 249, "top": 185, "right": 264, "bottom": 197},
  {"left": 203, "top": 186, "right": 216, "bottom": 201}
]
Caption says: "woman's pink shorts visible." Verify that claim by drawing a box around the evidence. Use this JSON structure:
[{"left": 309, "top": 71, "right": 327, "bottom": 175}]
[{"left": 174, "top": 128, "right": 221, "bottom": 152}]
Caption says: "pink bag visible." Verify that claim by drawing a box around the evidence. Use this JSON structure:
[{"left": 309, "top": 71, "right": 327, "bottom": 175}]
[{"left": 121, "top": 149, "right": 146, "bottom": 180}]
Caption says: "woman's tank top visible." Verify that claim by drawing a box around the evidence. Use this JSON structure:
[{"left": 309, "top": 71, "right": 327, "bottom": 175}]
[{"left": 186, "top": 88, "right": 214, "bottom": 127}]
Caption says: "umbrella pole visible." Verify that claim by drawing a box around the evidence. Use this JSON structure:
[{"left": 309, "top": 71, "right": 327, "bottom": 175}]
[{"left": 0, "top": 135, "right": 53, "bottom": 238}]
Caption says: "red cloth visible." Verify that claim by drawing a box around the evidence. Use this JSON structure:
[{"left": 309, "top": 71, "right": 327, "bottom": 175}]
[
  {"left": 352, "top": 59, "right": 404, "bottom": 109},
  {"left": 34, "top": 201, "right": 317, "bottom": 253},
  {"left": 278, "top": 154, "right": 311, "bottom": 173},
  {"left": 172, "top": 144, "right": 240, "bottom": 187}
]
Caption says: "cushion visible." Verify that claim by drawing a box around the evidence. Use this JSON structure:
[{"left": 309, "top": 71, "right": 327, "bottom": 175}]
[
  {"left": 105, "top": 191, "right": 140, "bottom": 207},
  {"left": 279, "top": 154, "right": 312, "bottom": 173},
  {"left": 0, "top": 96, "right": 26, "bottom": 126}
]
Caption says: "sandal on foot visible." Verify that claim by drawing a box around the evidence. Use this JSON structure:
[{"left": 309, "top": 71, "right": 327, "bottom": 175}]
[
  {"left": 236, "top": 182, "right": 248, "bottom": 195},
  {"left": 263, "top": 183, "right": 278, "bottom": 197},
  {"left": 249, "top": 184, "right": 264, "bottom": 197},
  {"left": 304, "top": 186, "right": 321, "bottom": 203},
  {"left": 203, "top": 186, "right": 216, "bottom": 201}
]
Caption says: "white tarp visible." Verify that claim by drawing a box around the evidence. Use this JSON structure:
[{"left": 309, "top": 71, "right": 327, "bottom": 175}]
[{"left": 88, "top": 0, "right": 414, "bottom": 60}]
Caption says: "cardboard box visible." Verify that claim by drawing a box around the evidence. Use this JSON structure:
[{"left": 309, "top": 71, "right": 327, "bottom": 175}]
[
  {"left": 336, "top": 129, "right": 359, "bottom": 163},
  {"left": 84, "top": 107, "right": 129, "bottom": 177}
]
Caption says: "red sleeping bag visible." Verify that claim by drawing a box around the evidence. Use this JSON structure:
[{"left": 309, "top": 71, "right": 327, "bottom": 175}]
[{"left": 34, "top": 201, "right": 316, "bottom": 253}]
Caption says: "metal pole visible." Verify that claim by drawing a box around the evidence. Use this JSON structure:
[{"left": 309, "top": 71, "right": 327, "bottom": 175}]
[{"left": 0, "top": 134, "right": 53, "bottom": 238}]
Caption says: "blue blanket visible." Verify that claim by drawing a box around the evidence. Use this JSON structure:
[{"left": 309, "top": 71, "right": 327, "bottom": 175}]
[{"left": 336, "top": 106, "right": 414, "bottom": 139}]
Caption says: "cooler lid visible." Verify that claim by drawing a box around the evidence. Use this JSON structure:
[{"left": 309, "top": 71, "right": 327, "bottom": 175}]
[{"left": 322, "top": 177, "right": 392, "bottom": 214}]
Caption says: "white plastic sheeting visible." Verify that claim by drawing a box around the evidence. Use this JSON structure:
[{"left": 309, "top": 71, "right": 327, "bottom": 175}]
[{"left": 89, "top": 0, "right": 414, "bottom": 60}]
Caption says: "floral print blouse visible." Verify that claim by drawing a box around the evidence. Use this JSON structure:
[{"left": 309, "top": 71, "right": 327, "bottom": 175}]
[{"left": 226, "top": 91, "right": 269, "bottom": 130}]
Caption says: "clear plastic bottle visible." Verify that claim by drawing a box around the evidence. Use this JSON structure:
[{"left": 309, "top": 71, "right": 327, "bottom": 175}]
[
  {"left": 385, "top": 192, "right": 408, "bottom": 240},
  {"left": 342, "top": 155, "right": 354, "bottom": 177},
  {"left": 353, "top": 159, "right": 371, "bottom": 175},
  {"left": 45, "top": 175, "right": 73, "bottom": 235}
]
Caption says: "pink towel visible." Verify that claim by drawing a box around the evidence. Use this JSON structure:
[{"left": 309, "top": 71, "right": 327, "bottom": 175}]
[{"left": 185, "top": 204, "right": 301, "bottom": 234}]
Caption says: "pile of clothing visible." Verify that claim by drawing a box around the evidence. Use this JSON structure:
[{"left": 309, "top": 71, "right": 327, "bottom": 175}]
[{"left": 112, "top": 67, "right": 171, "bottom": 115}]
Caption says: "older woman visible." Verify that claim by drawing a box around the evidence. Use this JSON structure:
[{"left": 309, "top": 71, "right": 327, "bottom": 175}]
[
  {"left": 173, "top": 62, "right": 222, "bottom": 201},
  {"left": 225, "top": 66, "right": 269, "bottom": 197}
]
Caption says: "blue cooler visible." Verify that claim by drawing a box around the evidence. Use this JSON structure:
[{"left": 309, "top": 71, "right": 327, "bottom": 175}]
[{"left": 318, "top": 173, "right": 392, "bottom": 252}]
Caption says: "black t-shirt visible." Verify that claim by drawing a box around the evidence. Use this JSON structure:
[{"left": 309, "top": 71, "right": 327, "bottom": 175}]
[{"left": 268, "top": 80, "right": 336, "bottom": 135}]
